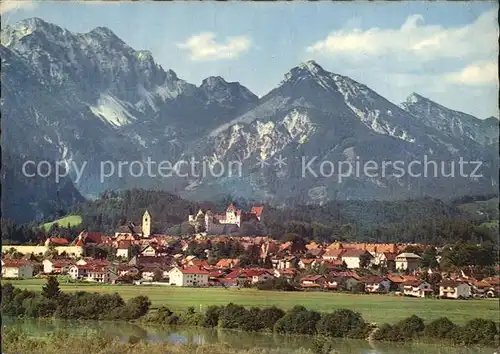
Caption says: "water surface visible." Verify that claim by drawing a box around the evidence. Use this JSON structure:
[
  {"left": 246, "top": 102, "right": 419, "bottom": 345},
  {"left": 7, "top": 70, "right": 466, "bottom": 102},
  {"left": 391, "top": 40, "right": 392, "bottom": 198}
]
[{"left": 3, "top": 317, "right": 496, "bottom": 354}]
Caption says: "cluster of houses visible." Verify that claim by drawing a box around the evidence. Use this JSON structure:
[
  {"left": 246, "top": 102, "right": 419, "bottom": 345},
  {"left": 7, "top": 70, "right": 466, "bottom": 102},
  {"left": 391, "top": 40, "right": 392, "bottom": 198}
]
[
  {"left": 2, "top": 253, "right": 499, "bottom": 299},
  {"left": 2, "top": 207, "right": 499, "bottom": 300}
]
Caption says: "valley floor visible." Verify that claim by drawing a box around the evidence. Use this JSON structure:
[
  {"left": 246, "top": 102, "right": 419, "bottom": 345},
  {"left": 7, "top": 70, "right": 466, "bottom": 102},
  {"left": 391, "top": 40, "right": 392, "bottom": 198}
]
[{"left": 3, "top": 279, "right": 498, "bottom": 325}]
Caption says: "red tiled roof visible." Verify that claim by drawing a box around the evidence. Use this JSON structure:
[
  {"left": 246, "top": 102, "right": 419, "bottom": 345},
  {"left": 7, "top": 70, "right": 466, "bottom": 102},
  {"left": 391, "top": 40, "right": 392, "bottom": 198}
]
[
  {"left": 439, "top": 280, "right": 467, "bottom": 287},
  {"left": 52, "top": 259, "right": 74, "bottom": 267},
  {"left": 117, "top": 241, "right": 132, "bottom": 249},
  {"left": 179, "top": 266, "right": 209, "bottom": 275},
  {"left": 301, "top": 275, "right": 325, "bottom": 282},
  {"left": 323, "top": 249, "right": 345, "bottom": 258},
  {"left": 300, "top": 258, "right": 316, "bottom": 264},
  {"left": 250, "top": 206, "right": 264, "bottom": 217},
  {"left": 342, "top": 249, "right": 371, "bottom": 257},
  {"left": 47, "top": 238, "right": 69, "bottom": 246},
  {"left": 215, "top": 258, "right": 240, "bottom": 268},
  {"left": 360, "top": 276, "right": 386, "bottom": 284},
  {"left": 382, "top": 252, "right": 397, "bottom": 261},
  {"left": 2, "top": 259, "right": 34, "bottom": 267},
  {"left": 243, "top": 269, "right": 272, "bottom": 277}
]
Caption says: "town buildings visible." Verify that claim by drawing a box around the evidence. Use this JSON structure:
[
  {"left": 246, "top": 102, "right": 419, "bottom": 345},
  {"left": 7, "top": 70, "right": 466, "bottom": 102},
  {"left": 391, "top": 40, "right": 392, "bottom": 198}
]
[{"left": 1, "top": 259, "right": 34, "bottom": 278}]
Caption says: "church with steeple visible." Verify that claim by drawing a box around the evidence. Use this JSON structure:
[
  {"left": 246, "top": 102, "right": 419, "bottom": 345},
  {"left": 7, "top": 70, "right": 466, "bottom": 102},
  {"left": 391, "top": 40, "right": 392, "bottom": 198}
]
[{"left": 114, "top": 210, "right": 152, "bottom": 239}]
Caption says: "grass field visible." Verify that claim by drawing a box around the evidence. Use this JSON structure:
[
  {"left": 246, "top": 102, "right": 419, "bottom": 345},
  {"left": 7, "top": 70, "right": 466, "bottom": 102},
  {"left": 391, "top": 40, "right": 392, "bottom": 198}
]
[
  {"left": 3, "top": 279, "right": 498, "bottom": 325},
  {"left": 41, "top": 215, "right": 82, "bottom": 231}
]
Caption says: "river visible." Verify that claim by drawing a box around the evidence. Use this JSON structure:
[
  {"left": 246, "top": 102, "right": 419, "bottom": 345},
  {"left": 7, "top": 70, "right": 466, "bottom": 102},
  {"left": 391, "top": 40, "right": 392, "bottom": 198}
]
[{"left": 3, "top": 317, "right": 497, "bottom": 354}]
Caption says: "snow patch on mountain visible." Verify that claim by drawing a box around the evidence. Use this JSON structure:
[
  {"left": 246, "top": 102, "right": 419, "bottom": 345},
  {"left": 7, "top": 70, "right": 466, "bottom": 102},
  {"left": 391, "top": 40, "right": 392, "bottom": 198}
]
[
  {"left": 89, "top": 93, "right": 137, "bottom": 127},
  {"left": 282, "top": 109, "right": 316, "bottom": 144}
]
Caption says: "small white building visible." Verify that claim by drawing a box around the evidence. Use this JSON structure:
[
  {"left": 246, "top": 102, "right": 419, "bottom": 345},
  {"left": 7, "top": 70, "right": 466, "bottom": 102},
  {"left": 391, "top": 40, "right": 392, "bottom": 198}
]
[
  {"left": 1, "top": 260, "right": 34, "bottom": 279},
  {"left": 403, "top": 280, "right": 433, "bottom": 298},
  {"left": 68, "top": 264, "right": 117, "bottom": 283},
  {"left": 439, "top": 280, "right": 472, "bottom": 299},
  {"left": 42, "top": 259, "right": 74, "bottom": 274},
  {"left": 168, "top": 266, "right": 209, "bottom": 287},
  {"left": 395, "top": 253, "right": 421, "bottom": 271},
  {"left": 341, "top": 249, "right": 373, "bottom": 269}
]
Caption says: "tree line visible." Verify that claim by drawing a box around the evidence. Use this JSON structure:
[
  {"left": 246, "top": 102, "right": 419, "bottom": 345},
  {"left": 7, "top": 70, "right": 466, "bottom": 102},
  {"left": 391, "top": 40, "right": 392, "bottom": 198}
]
[{"left": 2, "top": 278, "right": 498, "bottom": 349}]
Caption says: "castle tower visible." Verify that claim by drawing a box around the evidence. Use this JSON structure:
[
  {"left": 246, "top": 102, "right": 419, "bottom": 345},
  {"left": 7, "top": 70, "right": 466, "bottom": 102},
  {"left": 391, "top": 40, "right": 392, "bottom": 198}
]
[{"left": 142, "top": 210, "right": 151, "bottom": 238}]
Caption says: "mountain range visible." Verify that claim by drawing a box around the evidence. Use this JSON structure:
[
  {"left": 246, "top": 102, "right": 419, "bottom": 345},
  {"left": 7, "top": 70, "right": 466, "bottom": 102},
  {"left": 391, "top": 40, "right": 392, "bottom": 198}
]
[{"left": 1, "top": 18, "right": 498, "bottom": 211}]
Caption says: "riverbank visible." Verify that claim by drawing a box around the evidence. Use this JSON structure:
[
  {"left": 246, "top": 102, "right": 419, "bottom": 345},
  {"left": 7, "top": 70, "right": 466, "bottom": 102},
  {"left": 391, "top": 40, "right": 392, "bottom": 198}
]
[
  {"left": 2, "top": 280, "right": 499, "bottom": 349},
  {"left": 4, "top": 278, "right": 498, "bottom": 324},
  {"left": 3, "top": 320, "right": 499, "bottom": 354}
]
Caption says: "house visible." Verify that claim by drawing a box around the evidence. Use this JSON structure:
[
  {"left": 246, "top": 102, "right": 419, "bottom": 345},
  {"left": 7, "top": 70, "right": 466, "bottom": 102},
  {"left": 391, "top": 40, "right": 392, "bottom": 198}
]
[
  {"left": 1, "top": 259, "right": 35, "bottom": 279},
  {"left": 402, "top": 280, "right": 433, "bottom": 298},
  {"left": 140, "top": 245, "right": 159, "bottom": 257},
  {"left": 215, "top": 258, "right": 240, "bottom": 269},
  {"left": 361, "top": 276, "right": 391, "bottom": 293},
  {"left": 300, "top": 275, "right": 326, "bottom": 289},
  {"left": 42, "top": 259, "right": 74, "bottom": 274},
  {"left": 438, "top": 280, "right": 472, "bottom": 299},
  {"left": 305, "top": 247, "right": 325, "bottom": 258},
  {"left": 469, "top": 279, "right": 493, "bottom": 297},
  {"left": 116, "top": 264, "right": 140, "bottom": 277},
  {"left": 76, "top": 258, "right": 110, "bottom": 267},
  {"left": 374, "top": 252, "right": 397, "bottom": 269},
  {"left": 168, "top": 266, "right": 209, "bottom": 287},
  {"left": 322, "top": 249, "right": 345, "bottom": 261},
  {"left": 272, "top": 256, "right": 298, "bottom": 270},
  {"left": 341, "top": 249, "right": 373, "bottom": 269},
  {"left": 72, "top": 231, "right": 104, "bottom": 246},
  {"left": 318, "top": 259, "right": 345, "bottom": 271},
  {"left": 44, "top": 237, "right": 70, "bottom": 247},
  {"left": 140, "top": 265, "right": 170, "bottom": 281},
  {"left": 298, "top": 258, "right": 317, "bottom": 270},
  {"left": 68, "top": 264, "right": 117, "bottom": 283},
  {"left": 116, "top": 241, "right": 132, "bottom": 259},
  {"left": 395, "top": 253, "right": 421, "bottom": 271},
  {"left": 244, "top": 269, "right": 274, "bottom": 284},
  {"left": 273, "top": 268, "right": 298, "bottom": 280}
]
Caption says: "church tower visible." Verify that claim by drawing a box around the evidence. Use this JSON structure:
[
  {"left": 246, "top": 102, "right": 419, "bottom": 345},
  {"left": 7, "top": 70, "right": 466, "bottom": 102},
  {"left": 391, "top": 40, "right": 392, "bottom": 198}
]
[{"left": 142, "top": 210, "right": 151, "bottom": 238}]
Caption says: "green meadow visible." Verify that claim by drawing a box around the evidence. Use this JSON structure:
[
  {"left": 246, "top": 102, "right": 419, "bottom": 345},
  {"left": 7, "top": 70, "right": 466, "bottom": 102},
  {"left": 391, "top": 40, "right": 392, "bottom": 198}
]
[
  {"left": 4, "top": 279, "right": 497, "bottom": 325},
  {"left": 41, "top": 215, "right": 82, "bottom": 231}
]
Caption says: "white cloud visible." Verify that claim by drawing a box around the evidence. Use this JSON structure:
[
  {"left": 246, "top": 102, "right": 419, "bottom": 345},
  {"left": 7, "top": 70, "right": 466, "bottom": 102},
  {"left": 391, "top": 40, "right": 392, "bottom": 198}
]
[
  {"left": 445, "top": 61, "right": 497, "bottom": 86},
  {"left": 304, "top": 9, "right": 498, "bottom": 117},
  {"left": 0, "top": 0, "right": 37, "bottom": 14},
  {"left": 306, "top": 9, "right": 497, "bottom": 62},
  {"left": 178, "top": 32, "right": 251, "bottom": 61}
]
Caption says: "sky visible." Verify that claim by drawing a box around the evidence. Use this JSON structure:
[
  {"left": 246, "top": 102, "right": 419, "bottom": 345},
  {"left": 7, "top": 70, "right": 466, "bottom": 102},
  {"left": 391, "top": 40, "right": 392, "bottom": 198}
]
[{"left": 2, "top": 1, "right": 498, "bottom": 118}]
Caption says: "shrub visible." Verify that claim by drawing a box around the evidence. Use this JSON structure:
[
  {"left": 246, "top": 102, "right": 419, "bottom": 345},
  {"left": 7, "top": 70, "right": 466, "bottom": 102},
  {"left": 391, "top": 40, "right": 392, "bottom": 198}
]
[
  {"left": 274, "top": 308, "right": 321, "bottom": 335},
  {"left": 218, "top": 303, "right": 249, "bottom": 329},
  {"left": 260, "top": 306, "right": 285, "bottom": 330},
  {"left": 203, "top": 305, "right": 222, "bottom": 328},
  {"left": 460, "top": 318, "right": 499, "bottom": 345},
  {"left": 178, "top": 308, "right": 204, "bottom": 327},
  {"left": 397, "top": 315, "right": 425, "bottom": 339},
  {"left": 316, "top": 309, "right": 365, "bottom": 338},
  {"left": 424, "top": 317, "right": 458, "bottom": 339}
]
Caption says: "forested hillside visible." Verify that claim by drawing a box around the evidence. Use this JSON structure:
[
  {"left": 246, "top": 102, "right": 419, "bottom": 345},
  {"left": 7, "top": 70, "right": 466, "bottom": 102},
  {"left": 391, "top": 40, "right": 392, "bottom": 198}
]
[
  {"left": 70, "top": 190, "right": 500, "bottom": 244},
  {"left": 2, "top": 189, "right": 497, "bottom": 246}
]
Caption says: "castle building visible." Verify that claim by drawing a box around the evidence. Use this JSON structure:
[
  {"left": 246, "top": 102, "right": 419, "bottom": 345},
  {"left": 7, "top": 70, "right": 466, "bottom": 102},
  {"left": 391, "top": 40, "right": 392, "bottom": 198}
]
[{"left": 189, "top": 202, "right": 263, "bottom": 235}]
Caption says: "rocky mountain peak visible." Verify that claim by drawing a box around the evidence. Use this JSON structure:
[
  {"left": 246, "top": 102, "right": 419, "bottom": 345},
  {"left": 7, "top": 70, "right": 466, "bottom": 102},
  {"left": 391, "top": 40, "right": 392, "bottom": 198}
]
[
  {"left": 284, "top": 60, "right": 328, "bottom": 82},
  {"left": 404, "top": 92, "right": 427, "bottom": 105},
  {"left": 88, "top": 26, "right": 119, "bottom": 40},
  {"left": 201, "top": 76, "right": 228, "bottom": 88}
]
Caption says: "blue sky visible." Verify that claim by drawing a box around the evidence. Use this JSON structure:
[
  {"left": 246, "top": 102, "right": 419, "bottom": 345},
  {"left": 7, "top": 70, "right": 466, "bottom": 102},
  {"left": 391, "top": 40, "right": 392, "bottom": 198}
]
[{"left": 2, "top": 1, "right": 498, "bottom": 118}]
